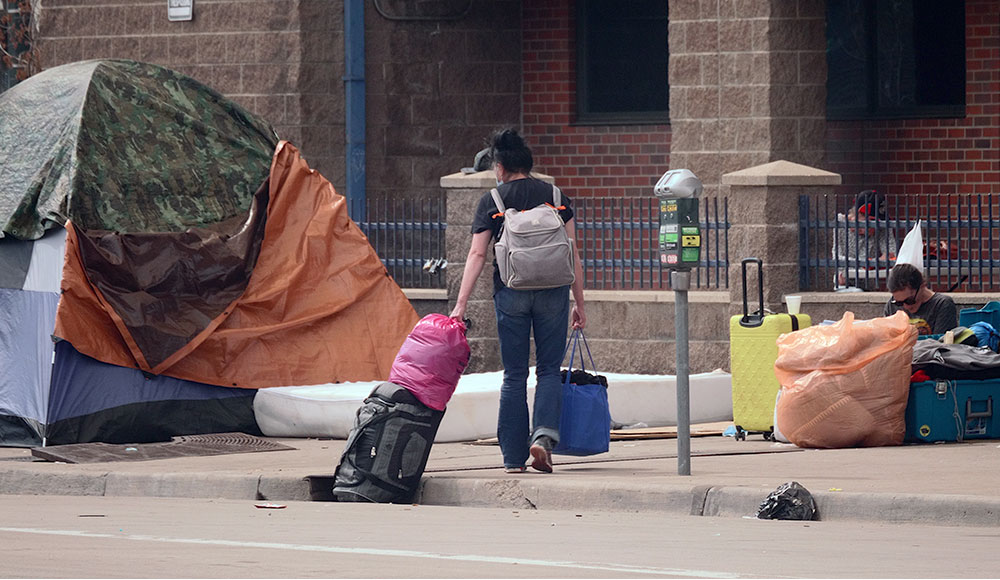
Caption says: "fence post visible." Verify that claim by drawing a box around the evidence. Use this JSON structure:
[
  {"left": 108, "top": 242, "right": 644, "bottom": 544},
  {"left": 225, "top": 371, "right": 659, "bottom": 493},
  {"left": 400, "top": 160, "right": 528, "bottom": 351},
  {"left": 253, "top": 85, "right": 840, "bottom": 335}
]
[
  {"left": 439, "top": 169, "right": 556, "bottom": 373},
  {"left": 721, "top": 160, "right": 841, "bottom": 312}
]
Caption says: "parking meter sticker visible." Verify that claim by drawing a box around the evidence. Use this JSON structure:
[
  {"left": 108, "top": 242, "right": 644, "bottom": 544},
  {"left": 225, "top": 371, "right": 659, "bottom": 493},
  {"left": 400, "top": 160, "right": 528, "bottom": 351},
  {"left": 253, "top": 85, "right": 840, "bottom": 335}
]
[
  {"left": 682, "top": 235, "right": 700, "bottom": 247},
  {"left": 667, "top": 254, "right": 678, "bottom": 264}
]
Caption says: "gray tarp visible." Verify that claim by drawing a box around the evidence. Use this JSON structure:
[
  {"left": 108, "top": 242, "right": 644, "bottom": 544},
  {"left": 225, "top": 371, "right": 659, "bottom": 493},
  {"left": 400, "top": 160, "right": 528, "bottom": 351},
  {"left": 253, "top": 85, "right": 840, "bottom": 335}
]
[{"left": 912, "top": 340, "right": 1000, "bottom": 380}]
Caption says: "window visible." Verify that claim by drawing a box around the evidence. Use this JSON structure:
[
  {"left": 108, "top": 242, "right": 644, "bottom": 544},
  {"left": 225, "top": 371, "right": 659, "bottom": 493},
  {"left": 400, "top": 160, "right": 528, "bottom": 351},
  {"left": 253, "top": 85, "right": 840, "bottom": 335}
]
[
  {"left": 826, "top": 0, "right": 965, "bottom": 120},
  {"left": 576, "top": 0, "right": 668, "bottom": 124}
]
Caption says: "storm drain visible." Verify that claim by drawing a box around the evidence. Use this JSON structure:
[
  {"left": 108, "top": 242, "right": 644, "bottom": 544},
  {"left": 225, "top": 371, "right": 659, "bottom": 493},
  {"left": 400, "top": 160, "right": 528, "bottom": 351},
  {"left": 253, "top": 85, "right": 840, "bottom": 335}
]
[{"left": 31, "top": 432, "right": 295, "bottom": 464}]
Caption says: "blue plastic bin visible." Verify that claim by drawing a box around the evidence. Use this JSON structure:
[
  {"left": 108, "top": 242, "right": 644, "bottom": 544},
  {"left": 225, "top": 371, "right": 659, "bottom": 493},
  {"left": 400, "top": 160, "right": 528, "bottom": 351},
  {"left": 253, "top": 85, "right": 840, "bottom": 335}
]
[
  {"left": 906, "top": 379, "right": 1000, "bottom": 443},
  {"left": 959, "top": 301, "right": 1000, "bottom": 329}
]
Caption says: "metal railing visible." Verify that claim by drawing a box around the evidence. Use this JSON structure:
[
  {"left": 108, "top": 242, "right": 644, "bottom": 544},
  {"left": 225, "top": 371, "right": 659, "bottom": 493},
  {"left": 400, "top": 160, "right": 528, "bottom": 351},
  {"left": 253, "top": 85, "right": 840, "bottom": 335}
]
[
  {"left": 799, "top": 193, "right": 1000, "bottom": 292},
  {"left": 347, "top": 194, "right": 732, "bottom": 292},
  {"left": 348, "top": 195, "right": 447, "bottom": 290},
  {"left": 574, "top": 196, "right": 730, "bottom": 290}
]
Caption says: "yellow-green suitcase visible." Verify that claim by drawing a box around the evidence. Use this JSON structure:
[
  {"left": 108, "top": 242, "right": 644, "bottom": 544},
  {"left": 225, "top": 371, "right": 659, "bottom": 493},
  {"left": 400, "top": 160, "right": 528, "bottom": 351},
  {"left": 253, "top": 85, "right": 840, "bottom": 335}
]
[{"left": 730, "top": 258, "right": 810, "bottom": 440}]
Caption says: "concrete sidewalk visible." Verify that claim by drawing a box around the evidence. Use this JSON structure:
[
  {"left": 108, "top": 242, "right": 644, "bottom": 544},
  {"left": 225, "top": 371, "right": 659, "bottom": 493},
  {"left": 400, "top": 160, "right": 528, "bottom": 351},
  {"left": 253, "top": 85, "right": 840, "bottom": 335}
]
[{"left": 1, "top": 434, "right": 998, "bottom": 527}]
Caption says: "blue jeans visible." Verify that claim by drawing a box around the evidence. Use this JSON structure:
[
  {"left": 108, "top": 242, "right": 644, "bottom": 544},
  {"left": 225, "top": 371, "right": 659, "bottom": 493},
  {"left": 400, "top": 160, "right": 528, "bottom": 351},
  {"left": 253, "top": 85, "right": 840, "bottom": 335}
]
[{"left": 493, "top": 284, "right": 569, "bottom": 468}]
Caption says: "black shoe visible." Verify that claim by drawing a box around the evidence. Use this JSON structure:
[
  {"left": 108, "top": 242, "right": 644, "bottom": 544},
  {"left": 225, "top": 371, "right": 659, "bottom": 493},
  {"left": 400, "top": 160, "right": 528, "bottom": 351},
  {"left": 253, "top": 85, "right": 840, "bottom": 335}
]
[{"left": 529, "top": 436, "right": 553, "bottom": 473}]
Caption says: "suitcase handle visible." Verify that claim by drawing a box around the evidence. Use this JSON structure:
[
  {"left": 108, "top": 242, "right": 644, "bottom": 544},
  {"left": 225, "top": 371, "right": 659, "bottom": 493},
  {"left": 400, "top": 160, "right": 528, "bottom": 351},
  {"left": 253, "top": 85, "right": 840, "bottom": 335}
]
[
  {"left": 966, "top": 396, "right": 993, "bottom": 420},
  {"left": 740, "top": 258, "right": 764, "bottom": 327}
]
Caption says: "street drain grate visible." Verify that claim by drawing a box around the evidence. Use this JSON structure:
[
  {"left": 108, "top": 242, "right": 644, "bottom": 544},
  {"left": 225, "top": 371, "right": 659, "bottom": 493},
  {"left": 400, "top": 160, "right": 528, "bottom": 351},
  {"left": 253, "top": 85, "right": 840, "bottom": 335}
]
[{"left": 31, "top": 432, "right": 296, "bottom": 464}]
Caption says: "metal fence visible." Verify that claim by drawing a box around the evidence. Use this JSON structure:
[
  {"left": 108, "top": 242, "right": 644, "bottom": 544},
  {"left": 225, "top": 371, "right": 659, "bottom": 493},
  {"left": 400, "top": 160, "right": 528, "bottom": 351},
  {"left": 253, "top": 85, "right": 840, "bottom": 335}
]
[
  {"left": 348, "top": 196, "right": 447, "bottom": 290},
  {"left": 347, "top": 194, "right": 731, "bottom": 292},
  {"left": 799, "top": 193, "right": 1000, "bottom": 293},
  {"left": 574, "top": 196, "right": 730, "bottom": 290}
]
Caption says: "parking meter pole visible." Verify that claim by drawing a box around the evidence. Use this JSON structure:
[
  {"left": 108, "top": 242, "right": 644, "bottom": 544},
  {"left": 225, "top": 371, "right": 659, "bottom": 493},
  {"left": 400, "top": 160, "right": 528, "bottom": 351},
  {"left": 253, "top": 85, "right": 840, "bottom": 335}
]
[
  {"left": 671, "top": 269, "right": 691, "bottom": 476},
  {"left": 654, "top": 168, "right": 702, "bottom": 476}
]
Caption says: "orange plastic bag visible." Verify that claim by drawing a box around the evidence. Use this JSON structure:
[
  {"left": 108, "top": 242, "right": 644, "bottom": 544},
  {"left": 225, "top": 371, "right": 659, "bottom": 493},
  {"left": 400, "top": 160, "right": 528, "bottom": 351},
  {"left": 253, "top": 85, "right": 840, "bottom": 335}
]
[{"left": 774, "top": 311, "right": 917, "bottom": 448}]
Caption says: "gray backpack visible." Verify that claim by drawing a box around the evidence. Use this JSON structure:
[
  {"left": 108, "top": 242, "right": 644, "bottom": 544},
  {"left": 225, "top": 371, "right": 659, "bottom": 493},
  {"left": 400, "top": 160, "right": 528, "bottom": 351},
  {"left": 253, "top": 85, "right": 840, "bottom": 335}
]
[{"left": 490, "top": 185, "right": 575, "bottom": 290}]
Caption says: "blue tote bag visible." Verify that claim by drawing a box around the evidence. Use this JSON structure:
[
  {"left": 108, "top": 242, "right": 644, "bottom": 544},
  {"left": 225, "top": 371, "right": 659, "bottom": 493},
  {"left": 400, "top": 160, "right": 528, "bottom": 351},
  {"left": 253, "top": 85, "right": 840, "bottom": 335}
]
[{"left": 553, "top": 329, "right": 611, "bottom": 456}]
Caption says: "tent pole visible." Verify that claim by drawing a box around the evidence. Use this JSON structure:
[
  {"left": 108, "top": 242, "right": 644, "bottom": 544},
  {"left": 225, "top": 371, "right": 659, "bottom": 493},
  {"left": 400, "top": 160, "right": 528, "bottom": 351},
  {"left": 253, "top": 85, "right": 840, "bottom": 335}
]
[{"left": 345, "top": 0, "right": 366, "bottom": 222}]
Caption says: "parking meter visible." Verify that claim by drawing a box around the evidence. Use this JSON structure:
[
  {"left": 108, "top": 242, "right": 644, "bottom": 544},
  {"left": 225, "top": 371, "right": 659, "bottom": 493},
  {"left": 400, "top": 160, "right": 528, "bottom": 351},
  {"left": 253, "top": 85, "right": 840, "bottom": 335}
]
[
  {"left": 653, "top": 169, "right": 703, "bottom": 476},
  {"left": 655, "top": 169, "right": 703, "bottom": 270}
]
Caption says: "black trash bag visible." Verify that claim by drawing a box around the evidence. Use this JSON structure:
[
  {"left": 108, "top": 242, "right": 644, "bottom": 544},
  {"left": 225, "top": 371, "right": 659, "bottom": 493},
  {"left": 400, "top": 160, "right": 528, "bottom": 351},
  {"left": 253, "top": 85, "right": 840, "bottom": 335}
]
[
  {"left": 560, "top": 368, "right": 608, "bottom": 387},
  {"left": 755, "top": 481, "right": 817, "bottom": 520}
]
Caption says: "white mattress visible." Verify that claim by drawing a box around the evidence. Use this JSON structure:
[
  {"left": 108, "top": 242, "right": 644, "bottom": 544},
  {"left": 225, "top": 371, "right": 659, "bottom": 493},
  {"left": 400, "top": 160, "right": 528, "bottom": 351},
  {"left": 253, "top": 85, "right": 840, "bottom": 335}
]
[{"left": 253, "top": 369, "right": 733, "bottom": 442}]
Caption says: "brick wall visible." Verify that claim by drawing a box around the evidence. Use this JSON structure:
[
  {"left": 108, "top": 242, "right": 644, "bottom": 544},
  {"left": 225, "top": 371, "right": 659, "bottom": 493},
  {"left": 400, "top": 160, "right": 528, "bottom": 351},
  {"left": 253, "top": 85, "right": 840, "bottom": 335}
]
[
  {"left": 521, "top": 1, "right": 671, "bottom": 199},
  {"left": 825, "top": 0, "right": 1000, "bottom": 197}
]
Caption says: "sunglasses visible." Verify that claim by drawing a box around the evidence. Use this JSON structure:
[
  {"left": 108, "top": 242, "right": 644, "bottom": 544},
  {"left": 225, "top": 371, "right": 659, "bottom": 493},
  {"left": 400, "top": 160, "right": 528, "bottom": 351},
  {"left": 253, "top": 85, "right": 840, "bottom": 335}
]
[{"left": 891, "top": 293, "right": 918, "bottom": 307}]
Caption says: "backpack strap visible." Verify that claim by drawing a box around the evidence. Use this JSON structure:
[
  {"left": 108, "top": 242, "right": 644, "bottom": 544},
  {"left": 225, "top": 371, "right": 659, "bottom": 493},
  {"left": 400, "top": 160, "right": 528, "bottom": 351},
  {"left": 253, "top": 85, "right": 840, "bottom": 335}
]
[{"left": 489, "top": 188, "right": 506, "bottom": 214}]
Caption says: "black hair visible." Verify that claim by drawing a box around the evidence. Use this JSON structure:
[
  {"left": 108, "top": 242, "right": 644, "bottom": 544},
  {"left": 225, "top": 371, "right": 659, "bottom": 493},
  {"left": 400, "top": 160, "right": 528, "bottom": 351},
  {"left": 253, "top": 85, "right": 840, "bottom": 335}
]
[
  {"left": 488, "top": 128, "right": 533, "bottom": 175},
  {"left": 887, "top": 262, "right": 924, "bottom": 292},
  {"left": 854, "top": 189, "right": 887, "bottom": 220}
]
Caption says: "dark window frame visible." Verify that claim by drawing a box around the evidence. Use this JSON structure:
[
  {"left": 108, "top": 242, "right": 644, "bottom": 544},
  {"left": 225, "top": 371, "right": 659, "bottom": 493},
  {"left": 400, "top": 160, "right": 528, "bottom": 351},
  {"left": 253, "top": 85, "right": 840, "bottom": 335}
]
[
  {"left": 826, "top": 0, "right": 966, "bottom": 121},
  {"left": 575, "top": 0, "right": 669, "bottom": 126}
]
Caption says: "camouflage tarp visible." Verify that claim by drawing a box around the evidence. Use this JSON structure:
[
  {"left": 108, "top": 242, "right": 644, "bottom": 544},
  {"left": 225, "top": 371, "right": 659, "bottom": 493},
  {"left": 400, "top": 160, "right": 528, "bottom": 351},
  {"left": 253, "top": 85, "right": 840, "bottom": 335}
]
[{"left": 0, "top": 59, "right": 278, "bottom": 240}]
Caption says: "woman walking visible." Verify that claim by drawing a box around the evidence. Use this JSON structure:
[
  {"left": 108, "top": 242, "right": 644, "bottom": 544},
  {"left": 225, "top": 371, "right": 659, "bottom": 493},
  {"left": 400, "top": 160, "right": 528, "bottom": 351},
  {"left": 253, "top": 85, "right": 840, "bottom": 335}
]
[{"left": 450, "top": 128, "right": 585, "bottom": 473}]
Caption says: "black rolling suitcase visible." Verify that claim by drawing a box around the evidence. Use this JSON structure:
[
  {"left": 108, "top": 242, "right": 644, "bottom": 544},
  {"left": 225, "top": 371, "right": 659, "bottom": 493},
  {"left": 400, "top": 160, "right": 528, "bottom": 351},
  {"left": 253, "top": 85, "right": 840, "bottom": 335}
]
[{"left": 332, "top": 381, "right": 444, "bottom": 503}]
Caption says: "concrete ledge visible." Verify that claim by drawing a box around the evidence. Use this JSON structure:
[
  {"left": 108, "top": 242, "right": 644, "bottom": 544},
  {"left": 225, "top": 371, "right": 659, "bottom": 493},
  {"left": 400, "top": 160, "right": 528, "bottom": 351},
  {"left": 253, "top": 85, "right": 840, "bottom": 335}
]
[
  {"left": 403, "top": 288, "right": 448, "bottom": 301},
  {"left": 702, "top": 486, "right": 763, "bottom": 518},
  {"left": 0, "top": 470, "right": 107, "bottom": 496},
  {"left": 701, "top": 487, "right": 1000, "bottom": 528},
  {"left": 797, "top": 291, "right": 998, "bottom": 307},
  {"left": 103, "top": 472, "right": 260, "bottom": 499},
  {"left": 722, "top": 160, "right": 841, "bottom": 187},
  {"left": 406, "top": 289, "right": 1000, "bottom": 308},
  {"left": 441, "top": 170, "right": 555, "bottom": 189},
  {"left": 812, "top": 491, "right": 1000, "bottom": 528},
  {"left": 582, "top": 290, "right": 730, "bottom": 303},
  {"left": 418, "top": 477, "right": 699, "bottom": 514},
  {"left": 2, "top": 466, "right": 1000, "bottom": 527},
  {"left": 258, "top": 475, "right": 314, "bottom": 502}
]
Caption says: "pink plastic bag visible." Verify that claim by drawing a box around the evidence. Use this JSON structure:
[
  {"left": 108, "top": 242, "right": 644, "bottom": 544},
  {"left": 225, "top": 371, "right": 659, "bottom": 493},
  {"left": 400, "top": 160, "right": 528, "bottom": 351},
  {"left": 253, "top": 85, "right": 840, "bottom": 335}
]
[
  {"left": 774, "top": 311, "right": 917, "bottom": 448},
  {"left": 388, "top": 314, "right": 471, "bottom": 411}
]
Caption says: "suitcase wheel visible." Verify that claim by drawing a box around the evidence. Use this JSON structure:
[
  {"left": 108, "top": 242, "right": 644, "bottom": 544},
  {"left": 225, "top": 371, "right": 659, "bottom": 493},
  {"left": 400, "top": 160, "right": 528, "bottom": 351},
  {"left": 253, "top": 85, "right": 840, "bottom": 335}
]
[{"left": 734, "top": 426, "right": 747, "bottom": 441}]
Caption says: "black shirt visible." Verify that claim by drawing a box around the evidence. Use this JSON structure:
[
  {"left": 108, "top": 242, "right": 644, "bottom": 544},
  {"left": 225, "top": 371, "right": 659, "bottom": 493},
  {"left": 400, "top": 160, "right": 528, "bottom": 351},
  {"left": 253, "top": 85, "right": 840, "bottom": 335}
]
[
  {"left": 884, "top": 292, "right": 958, "bottom": 335},
  {"left": 470, "top": 177, "right": 575, "bottom": 290}
]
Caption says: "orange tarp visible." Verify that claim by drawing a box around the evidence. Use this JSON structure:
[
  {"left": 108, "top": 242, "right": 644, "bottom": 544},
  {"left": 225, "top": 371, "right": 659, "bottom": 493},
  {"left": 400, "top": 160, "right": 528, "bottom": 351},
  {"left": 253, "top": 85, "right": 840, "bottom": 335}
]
[{"left": 54, "top": 141, "right": 419, "bottom": 388}]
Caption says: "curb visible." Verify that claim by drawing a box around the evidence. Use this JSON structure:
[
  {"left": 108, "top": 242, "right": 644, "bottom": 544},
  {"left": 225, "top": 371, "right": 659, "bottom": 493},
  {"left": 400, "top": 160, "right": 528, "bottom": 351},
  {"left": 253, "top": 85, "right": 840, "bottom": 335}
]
[{"left": 2, "top": 468, "right": 999, "bottom": 528}]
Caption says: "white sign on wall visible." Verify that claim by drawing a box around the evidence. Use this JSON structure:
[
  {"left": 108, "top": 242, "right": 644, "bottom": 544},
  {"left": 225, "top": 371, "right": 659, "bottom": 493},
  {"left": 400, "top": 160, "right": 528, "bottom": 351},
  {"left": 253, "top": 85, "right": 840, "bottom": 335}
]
[{"left": 167, "top": 0, "right": 193, "bottom": 22}]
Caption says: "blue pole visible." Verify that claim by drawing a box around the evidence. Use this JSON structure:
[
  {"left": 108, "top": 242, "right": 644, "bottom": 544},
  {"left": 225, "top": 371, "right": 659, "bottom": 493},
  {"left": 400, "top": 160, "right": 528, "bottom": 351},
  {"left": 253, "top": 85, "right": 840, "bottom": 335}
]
[{"left": 345, "top": 0, "right": 366, "bottom": 222}]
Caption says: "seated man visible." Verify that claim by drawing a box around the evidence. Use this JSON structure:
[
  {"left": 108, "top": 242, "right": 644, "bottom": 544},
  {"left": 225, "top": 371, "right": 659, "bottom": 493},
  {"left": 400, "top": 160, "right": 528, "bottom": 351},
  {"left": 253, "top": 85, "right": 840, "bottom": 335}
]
[
  {"left": 884, "top": 263, "right": 957, "bottom": 336},
  {"left": 833, "top": 190, "right": 898, "bottom": 290}
]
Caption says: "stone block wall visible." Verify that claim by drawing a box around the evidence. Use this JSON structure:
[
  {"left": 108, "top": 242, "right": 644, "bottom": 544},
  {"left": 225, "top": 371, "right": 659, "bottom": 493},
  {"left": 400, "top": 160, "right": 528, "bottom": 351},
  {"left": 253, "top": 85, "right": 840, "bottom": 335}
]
[
  {"left": 364, "top": 0, "right": 521, "bottom": 205},
  {"left": 32, "top": 0, "right": 340, "bottom": 177},
  {"left": 31, "top": 0, "right": 521, "bottom": 203},
  {"left": 669, "top": 0, "right": 827, "bottom": 197}
]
